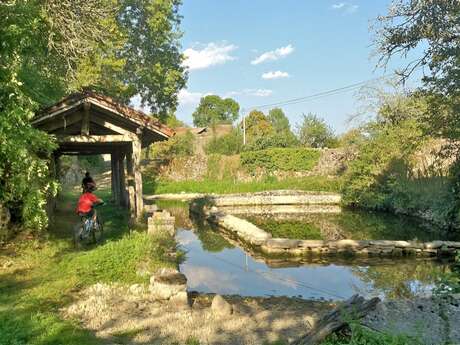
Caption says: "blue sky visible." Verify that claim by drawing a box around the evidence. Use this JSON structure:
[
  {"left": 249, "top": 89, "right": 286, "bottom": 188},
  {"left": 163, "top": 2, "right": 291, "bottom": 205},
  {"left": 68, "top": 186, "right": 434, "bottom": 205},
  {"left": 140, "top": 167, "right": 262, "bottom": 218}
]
[{"left": 176, "top": 0, "right": 423, "bottom": 133}]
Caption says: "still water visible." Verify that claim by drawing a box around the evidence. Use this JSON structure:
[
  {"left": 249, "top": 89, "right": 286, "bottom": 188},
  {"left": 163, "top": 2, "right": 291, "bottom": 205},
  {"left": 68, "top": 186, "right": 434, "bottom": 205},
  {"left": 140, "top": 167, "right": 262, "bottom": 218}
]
[{"left": 162, "top": 201, "right": 454, "bottom": 301}]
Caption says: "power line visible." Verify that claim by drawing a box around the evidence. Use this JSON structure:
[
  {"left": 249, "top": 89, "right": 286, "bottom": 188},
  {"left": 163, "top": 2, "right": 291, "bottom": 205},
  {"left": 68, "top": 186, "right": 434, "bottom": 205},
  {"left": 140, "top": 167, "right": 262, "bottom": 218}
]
[
  {"left": 242, "top": 74, "right": 391, "bottom": 113},
  {"left": 209, "top": 251, "right": 346, "bottom": 300}
]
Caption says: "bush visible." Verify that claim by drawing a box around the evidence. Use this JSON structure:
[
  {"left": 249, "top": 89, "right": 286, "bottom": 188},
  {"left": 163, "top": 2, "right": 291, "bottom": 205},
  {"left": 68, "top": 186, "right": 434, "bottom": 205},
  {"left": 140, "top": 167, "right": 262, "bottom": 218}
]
[
  {"left": 241, "top": 147, "right": 320, "bottom": 172},
  {"left": 205, "top": 130, "right": 243, "bottom": 155},
  {"left": 150, "top": 130, "right": 194, "bottom": 160},
  {"left": 244, "top": 132, "right": 299, "bottom": 151}
]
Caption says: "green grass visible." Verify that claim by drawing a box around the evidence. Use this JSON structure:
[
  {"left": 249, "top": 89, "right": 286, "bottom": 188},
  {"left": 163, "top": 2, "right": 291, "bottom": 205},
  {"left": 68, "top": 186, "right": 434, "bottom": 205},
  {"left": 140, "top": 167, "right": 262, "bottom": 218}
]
[
  {"left": 144, "top": 176, "right": 343, "bottom": 195},
  {"left": 322, "top": 323, "right": 422, "bottom": 345},
  {"left": 247, "top": 218, "right": 323, "bottom": 240},
  {"left": 0, "top": 189, "right": 178, "bottom": 345}
]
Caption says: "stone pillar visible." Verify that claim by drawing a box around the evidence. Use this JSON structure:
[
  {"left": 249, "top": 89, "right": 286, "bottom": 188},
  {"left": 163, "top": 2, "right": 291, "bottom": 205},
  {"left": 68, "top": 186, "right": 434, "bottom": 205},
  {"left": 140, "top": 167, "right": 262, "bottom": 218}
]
[
  {"left": 126, "top": 147, "right": 136, "bottom": 220},
  {"left": 110, "top": 151, "right": 120, "bottom": 204},
  {"left": 132, "top": 138, "right": 143, "bottom": 219},
  {"left": 147, "top": 211, "right": 175, "bottom": 236},
  {"left": 117, "top": 150, "right": 126, "bottom": 207}
]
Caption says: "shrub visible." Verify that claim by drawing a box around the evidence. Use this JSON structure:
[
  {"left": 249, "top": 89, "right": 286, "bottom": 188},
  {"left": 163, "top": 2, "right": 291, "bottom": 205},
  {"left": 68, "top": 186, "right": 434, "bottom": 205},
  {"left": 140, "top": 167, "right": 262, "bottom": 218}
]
[
  {"left": 297, "top": 113, "right": 338, "bottom": 148},
  {"left": 205, "top": 130, "right": 243, "bottom": 155},
  {"left": 241, "top": 147, "right": 320, "bottom": 172},
  {"left": 244, "top": 132, "right": 299, "bottom": 151},
  {"left": 150, "top": 130, "right": 194, "bottom": 160}
]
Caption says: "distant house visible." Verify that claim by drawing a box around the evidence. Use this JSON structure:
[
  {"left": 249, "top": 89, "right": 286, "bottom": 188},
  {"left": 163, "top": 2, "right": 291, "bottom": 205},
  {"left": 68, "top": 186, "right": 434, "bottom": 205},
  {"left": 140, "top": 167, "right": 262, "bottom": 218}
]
[{"left": 175, "top": 124, "right": 233, "bottom": 155}]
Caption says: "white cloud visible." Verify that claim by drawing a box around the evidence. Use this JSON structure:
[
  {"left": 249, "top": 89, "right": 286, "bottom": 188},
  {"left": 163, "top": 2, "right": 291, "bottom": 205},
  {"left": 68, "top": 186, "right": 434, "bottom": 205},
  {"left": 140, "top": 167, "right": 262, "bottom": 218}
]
[
  {"left": 331, "top": 2, "right": 358, "bottom": 14},
  {"left": 261, "top": 70, "right": 290, "bottom": 80},
  {"left": 332, "top": 3, "right": 345, "bottom": 9},
  {"left": 227, "top": 89, "right": 273, "bottom": 97},
  {"left": 251, "top": 44, "right": 294, "bottom": 65},
  {"left": 177, "top": 89, "right": 204, "bottom": 105},
  {"left": 183, "top": 42, "right": 237, "bottom": 71}
]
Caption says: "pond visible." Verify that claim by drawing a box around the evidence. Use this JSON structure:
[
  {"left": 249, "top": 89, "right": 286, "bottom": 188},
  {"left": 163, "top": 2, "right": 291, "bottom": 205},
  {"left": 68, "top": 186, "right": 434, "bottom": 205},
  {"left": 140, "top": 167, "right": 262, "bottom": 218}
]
[
  {"left": 157, "top": 201, "right": 456, "bottom": 301},
  {"left": 244, "top": 210, "right": 460, "bottom": 241}
]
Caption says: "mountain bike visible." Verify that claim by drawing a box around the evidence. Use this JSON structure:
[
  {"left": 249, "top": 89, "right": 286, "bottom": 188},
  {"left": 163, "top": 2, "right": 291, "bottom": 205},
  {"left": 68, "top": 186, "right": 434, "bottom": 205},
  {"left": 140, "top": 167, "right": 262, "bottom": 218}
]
[{"left": 74, "top": 203, "right": 104, "bottom": 247}]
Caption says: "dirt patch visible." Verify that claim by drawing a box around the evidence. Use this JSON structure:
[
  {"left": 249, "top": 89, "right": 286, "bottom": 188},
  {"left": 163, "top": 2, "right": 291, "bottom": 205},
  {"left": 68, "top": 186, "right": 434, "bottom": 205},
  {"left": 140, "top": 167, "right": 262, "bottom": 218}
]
[{"left": 64, "top": 283, "right": 332, "bottom": 345}]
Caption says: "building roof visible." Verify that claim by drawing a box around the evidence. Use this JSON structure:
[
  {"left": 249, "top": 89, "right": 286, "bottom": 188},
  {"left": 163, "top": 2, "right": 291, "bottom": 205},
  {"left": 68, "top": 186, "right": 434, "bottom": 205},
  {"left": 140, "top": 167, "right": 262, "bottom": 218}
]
[{"left": 32, "top": 91, "right": 175, "bottom": 140}]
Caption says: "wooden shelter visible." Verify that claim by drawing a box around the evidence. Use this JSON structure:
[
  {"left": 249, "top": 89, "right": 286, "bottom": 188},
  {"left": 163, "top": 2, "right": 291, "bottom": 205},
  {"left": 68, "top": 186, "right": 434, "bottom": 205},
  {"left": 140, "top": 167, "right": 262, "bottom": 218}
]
[{"left": 32, "top": 91, "right": 174, "bottom": 219}]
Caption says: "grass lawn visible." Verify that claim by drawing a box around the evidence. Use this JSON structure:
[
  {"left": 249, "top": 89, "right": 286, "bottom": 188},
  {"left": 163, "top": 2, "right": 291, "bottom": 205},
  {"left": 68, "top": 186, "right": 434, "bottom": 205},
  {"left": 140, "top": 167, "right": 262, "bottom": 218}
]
[
  {"left": 144, "top": 176, "right": 343, "bottom": 195},
  {"left": 246, "top": 218, "right": 323, "bottom": 240},
  {"left": 0, "top": 189, "right": 178, "bottom": 345}
]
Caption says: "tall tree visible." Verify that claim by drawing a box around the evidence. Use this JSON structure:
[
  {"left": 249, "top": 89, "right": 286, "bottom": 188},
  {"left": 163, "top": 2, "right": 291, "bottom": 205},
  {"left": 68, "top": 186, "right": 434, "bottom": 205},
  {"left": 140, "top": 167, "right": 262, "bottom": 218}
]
[
  {"left": 72, "top": 0, "right": 188, "bottom": 121},
  {"left": 268, "top": 108, "right": 291, "bottom": 133},
  {"left": 245, "top": 110, "right": 273, "bottom": 140},
  {"left": 192, "top": 95, "right": 240, "bottom": 127},
  {"left": 0, "top": 0, "right": 115, "bottom": 231},
  {"left": 375, "top": 0, "right": 460, "bottom": 142},
  {"left": 297, "top": 113, "right": 337, "bottom": 148}
]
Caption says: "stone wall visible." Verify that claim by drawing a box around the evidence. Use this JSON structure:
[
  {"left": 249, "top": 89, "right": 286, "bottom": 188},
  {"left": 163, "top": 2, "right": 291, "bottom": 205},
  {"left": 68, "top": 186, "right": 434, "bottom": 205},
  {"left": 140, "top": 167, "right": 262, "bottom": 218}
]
[
  {"left": 191, "top": 202, "right": 460, "bottom": 259},
  {"left": 150, "top": 148, "right": 348, "bottom": 183}
]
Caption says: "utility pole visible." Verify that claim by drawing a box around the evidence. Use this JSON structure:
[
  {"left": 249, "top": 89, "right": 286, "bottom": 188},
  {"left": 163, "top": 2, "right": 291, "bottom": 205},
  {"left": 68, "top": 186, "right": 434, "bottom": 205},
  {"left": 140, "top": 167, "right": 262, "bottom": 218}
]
[{"left": 243, "top": 113, "right": 246, "bottom": 146}]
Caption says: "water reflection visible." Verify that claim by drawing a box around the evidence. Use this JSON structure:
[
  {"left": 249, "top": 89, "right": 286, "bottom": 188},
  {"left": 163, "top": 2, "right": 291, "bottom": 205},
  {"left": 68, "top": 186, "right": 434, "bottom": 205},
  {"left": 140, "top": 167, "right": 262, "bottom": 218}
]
[
  {"left": 177, "top": 229, "right": 450, "bottom": 301},
  {"left": 160, "top": 201, "right": 453, "bottom": 300}
]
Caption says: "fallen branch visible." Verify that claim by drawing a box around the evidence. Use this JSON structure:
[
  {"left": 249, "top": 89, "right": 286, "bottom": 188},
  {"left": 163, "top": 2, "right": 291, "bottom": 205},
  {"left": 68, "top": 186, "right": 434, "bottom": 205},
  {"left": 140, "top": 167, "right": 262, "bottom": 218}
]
[{"left": 292, "top": 294, "right": 380, "bottom": 345}]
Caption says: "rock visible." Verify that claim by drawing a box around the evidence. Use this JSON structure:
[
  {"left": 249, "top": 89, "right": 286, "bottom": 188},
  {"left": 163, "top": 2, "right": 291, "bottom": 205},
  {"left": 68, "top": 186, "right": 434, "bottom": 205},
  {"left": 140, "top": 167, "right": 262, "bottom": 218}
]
[
  {"left": 211, "top": 294, "right": 233, "bottom": 316},
  {"left": 129, "top": 284, "right": 145, "bottom": 296},
  {"left": 169, "top": 291, "right": 189, "bottom": 308},
  {"left": 149, "top": 268, "right": 187, "bottom": 301},
  {"left": 147, "top": 211, "right": 175, "bottom": 236},
  {"left": 298, "top": 240, "right": 325, "bottom": 248},
  {"left": 266, "top": 238, "right": 301, "bottom": 249}
]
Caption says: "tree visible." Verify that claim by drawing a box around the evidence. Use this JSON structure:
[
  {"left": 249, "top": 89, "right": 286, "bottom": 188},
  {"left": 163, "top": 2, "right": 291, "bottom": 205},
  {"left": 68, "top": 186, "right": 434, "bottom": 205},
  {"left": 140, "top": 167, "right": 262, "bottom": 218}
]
[
  {"left": 297, "top": 113, "right": 337, "bottom": 148},
  {"left": 268, "top": 108, "right": 290, "bottom": 133},
  {"left": 245, "top": 110, "right": 274, "bottom": 140},
  {"left": 192, "top": 95, "right": 240, "bottom": 127},
  {"left": 375, "top": 1, "right": 460, "bottom": 142},
  {"left": 0, "top": 0, "right": 117, "bottom": 231},
  {"left": 72, "top": 0, "right": 188, "bottom": 121},
  {"left": 375, "top": 0, "right": 460, "bottom": 94}
]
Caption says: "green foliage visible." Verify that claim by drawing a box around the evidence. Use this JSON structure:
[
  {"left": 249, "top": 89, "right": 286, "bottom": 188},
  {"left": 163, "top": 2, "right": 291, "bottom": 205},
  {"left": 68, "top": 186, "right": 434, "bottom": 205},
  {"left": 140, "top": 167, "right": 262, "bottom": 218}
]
[
  {"left": 244, "top": 132, "right": 299, "bottom": 151},
  {"left": 323, "top": 323, "right": 422, "bottom": 345},
  {"left": 0, "top": 190, "right": 178, "bottom": 345},
  {"left": 245, "top": 110, "right": 274, "bottom": 141},
  {"left": 375, "top": 1, "right": 460, "bottom": 152},
  {"left": 268, "top": 108, "right": 290, "bottom": 133},
  {"left": 73, "top": 0, "right": 187, "bottom": 119},
  {"left": 196, "top": 227, "right": 234, "bottom": 252},
  {"left": 205, "top": 129, "right": 244, "bottom": 155},
  {"left": 247, "top": 218, "right": 323, "bottom": 240},
  {"left": 241, "top": 148, "right": 320, "bottom": 172},
  {"left": 375, "top": 0, "right": 460, "bottom": 96},
  {"left": 342, "top": 118, "right": 425, "bottom": 210},
  {"left": 297, "top": 113, "right": 338, "bottom": 148},
  {"left": 150, "top": 131, "right": 195, "bottom": 160},
  {"left": 192, "top": 95, "right": 240, "bottom": 127},
  {"left": 77, "top": 155, "right": 106, "bottom": 174},
  {"left": 144, "top": 175, "right": 342, "bottom": 195},
  {"left": 166, "top": 113, "right": 185, "bottom": 128}
]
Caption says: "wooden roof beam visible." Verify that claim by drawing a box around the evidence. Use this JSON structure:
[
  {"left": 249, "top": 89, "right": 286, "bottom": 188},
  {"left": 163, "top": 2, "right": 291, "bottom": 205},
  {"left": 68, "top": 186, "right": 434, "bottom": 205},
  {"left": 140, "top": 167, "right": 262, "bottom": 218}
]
[{"left": 57, "top": 134, "right": 134, "bottom": 143}]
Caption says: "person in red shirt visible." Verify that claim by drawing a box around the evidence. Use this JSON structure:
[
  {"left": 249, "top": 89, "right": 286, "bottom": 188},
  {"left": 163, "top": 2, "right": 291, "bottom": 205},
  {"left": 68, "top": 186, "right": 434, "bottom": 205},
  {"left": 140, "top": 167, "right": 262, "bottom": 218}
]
[{"left": 76, "top": 185, "right": 103, "bottom": 220}]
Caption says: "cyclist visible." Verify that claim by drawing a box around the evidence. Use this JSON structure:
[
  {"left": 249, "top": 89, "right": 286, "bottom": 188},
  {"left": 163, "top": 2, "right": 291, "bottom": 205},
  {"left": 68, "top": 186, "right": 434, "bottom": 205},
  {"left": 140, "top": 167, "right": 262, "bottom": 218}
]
[
  {"left": 76, "top": 184, "right": 104, "bottom": 225},
  {"left": 81, "top": 171, "right": 96, "bottom": 192}
]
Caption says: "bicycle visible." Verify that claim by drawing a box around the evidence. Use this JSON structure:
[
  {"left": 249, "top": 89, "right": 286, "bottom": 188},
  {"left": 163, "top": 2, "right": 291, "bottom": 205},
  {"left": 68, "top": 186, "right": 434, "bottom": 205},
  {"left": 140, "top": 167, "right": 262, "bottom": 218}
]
[{"left": 74, "top": 203, "right": 104, "bottom": 247}]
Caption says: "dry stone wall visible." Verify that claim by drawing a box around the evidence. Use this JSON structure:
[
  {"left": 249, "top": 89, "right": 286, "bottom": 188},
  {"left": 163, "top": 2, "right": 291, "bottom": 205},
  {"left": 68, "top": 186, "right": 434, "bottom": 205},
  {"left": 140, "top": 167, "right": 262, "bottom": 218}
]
[{"left": 190, "top": 195, "right": 460, "bottom": 259}]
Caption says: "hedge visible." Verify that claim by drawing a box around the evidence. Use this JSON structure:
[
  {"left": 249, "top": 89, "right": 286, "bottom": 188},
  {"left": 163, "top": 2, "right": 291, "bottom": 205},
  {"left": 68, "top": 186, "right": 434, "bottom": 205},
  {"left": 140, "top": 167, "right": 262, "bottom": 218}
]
[{"left": 240, "top": 147, "right": 321, "bottom": 172}]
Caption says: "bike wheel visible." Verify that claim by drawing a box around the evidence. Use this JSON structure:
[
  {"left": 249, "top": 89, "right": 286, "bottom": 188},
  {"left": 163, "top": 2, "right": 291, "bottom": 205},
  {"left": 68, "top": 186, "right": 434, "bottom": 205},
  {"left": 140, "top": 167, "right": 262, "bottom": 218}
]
[
  {"left": 93, "top": 217, "right": 104, "bottom": 244},
  {"left": 73, "top": 223, "right": 85, "bottom": 248}
]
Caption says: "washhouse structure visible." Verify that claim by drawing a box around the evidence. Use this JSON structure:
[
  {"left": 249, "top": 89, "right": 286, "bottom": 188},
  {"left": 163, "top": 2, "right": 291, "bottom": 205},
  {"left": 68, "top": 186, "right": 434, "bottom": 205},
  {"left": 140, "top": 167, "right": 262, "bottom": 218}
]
[{"left": 32, "top": 91, "right": 174, "bottom": 219}]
